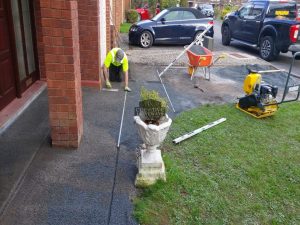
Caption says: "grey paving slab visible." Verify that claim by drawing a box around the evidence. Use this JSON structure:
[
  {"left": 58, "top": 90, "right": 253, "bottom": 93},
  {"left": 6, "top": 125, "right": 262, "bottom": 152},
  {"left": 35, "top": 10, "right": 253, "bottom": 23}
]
[
  {"left": 0, "top": 86, "right": 137, "bottom": 225},
  {"left": 0, "top": 91, "right": 49, "bottom": 212}
]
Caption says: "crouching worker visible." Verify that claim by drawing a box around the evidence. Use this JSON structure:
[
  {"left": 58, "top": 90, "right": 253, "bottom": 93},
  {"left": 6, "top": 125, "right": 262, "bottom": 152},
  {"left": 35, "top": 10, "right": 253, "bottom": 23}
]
[{"left": 103, "top": 48, "right": 131, "bottom": 92}]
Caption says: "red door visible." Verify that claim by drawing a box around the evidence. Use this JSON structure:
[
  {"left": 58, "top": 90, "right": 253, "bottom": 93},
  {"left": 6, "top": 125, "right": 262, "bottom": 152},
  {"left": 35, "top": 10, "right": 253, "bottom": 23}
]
[{"left": 0, "top": 0, "right": 17, "bottom": 111}]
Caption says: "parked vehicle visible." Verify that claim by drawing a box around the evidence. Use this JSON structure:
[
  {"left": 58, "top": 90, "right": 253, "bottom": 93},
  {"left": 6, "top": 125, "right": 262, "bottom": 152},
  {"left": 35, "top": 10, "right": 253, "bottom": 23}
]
[
  {"left": 221, "top": 0, "right": 300, "bottom": 61},
  {"left": 129, "top": 7, "right": 214, "bottom": 48},
  {"left": 196, "top": 4, "right": 214, "bottom": 17}
]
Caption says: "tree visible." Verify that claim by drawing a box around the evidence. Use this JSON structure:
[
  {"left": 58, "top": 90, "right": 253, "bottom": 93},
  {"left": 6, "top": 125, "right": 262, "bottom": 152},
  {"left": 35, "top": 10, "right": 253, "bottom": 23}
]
[
  {"left": 161, "top": 0, "right": 177, "bottom": 8},
  {"left": 180, "top": 0, "right": 188, "bottom": 7},
  {"left": 131, "top": 0, "right": 143, "bottom": 8}
]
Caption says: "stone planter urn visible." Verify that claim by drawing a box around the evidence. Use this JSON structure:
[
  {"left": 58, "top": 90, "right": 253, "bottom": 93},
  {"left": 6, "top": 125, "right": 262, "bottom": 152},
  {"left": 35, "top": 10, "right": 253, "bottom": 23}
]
[{"left": 134, "top": 114, "right": 172, "bottom": 187}]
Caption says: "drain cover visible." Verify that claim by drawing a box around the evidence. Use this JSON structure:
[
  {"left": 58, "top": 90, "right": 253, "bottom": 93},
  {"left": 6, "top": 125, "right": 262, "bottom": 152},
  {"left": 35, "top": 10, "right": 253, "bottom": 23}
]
[
  {"left": 146, "top": 80, "right": 161, "bottom": 83},
  {"left": 228, "top": 52, "right": 255, "bottom": 59}
]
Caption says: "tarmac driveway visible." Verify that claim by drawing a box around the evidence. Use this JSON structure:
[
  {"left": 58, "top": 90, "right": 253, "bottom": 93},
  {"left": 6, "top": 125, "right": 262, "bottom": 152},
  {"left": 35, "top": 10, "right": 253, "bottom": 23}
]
[{"left": 121, "top": 23, "right": 299, "bottom": 107}]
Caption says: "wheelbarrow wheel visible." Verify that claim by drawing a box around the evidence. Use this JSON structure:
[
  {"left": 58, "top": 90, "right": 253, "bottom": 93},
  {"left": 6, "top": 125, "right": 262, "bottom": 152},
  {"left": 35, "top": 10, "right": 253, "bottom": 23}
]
[{"left": 188, "top": 66, "right": 194, "bottom": 76}]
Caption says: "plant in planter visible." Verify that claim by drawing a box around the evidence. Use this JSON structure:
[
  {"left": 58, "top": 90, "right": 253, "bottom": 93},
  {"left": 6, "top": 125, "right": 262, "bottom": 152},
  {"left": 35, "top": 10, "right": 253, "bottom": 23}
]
[{"left": 134, "top": 87, "right": 172, "bottom": 187}]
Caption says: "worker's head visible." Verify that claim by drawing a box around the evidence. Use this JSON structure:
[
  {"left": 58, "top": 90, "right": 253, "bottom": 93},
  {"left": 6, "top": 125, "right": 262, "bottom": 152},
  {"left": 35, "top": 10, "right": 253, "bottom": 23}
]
[{"left": 116, "top": 49, "right": 125, "bottom": 63}]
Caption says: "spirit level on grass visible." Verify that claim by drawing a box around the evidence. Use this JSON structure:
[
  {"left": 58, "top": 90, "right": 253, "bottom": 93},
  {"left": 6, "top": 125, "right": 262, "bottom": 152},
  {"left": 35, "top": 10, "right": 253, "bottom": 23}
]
[{"left": 173, "top": 117, "right": 227, "bottom": 144}]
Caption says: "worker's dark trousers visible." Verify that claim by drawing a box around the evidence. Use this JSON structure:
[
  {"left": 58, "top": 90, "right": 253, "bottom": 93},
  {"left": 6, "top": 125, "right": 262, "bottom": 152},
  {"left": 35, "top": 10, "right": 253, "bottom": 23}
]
[{"left": 109, "top": 64, "right": 122, "bottom": 82}]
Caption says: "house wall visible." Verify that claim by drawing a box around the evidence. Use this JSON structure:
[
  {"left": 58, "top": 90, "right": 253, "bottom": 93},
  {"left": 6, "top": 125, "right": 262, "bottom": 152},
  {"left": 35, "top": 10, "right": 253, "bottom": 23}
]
[
  {"left": 106, "top": 0, "right": 112, "bottom": 51},
  {"left": 78, "top": 0, "right": 100, "bottom": 83},
  {"left": 31, "top": 0, "right": 124, "bottom": 147},
  {"left": 124, "top": 0, "right": 131, "bottom": 21},
  {"left": 99, "top": 0, "right": 107, "bottom": 65},
  {"left": 115, "top": 0, "right": 122, "bottom": 31},
  {"left": 34, "top": 0, "right": 114, "bottom": 85}
]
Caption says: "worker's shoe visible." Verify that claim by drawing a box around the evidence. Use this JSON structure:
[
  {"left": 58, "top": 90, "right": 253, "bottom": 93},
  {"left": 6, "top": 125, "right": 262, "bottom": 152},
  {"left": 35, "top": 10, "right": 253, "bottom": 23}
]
[
  {"left": 106, "top": 81, "right": 112, "bottom": 89},
  {"left": 124, "top": 86, "right": 131, "bottom": 92}
]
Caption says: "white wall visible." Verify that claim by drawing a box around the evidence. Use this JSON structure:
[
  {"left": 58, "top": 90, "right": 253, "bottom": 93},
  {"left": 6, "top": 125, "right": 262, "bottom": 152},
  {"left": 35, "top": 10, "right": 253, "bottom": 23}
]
[{"left": 99, "top": 0, "right": 107, "bottom": 65}]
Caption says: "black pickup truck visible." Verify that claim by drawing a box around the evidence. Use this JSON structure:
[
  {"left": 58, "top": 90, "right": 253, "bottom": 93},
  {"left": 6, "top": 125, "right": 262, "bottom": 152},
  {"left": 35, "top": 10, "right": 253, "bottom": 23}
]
[{"left": 222, "top": 0, "right": 300, "bottom": 61}]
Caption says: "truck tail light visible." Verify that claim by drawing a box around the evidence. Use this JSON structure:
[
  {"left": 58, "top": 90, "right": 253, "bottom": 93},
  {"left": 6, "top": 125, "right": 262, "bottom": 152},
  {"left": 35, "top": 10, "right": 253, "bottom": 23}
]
[
  {"left": 290, "top": 25, "right": 299, "bottom": 43},
  {"left": 208, "top": 21, "right": 214, "bottom": 25}
]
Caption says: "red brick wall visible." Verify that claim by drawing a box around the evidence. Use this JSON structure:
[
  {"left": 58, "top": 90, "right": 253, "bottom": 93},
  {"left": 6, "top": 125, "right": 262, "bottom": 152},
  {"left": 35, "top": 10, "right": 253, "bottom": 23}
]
[
  {"left": 39, "top": 0, "right": 83, "bottom": 148},
  {"left": 106, "top": 0, "right": 111, "bottom": 51},
  {"left": 110, "top": 0, "right": 119, "bottom": 48},
  {"left": 115, "top": 0, "right": 122, "bottom": 31},
  {"left": 124, "top": 0, "right": 130, "bottom": 11},
  {"left": 35, "top": 0, "right": 101, "bottom": 83},
  {"left": 124, "top": 0, "right": 131, "bottom": 21},
  {"left": 78, "top": 0, "right": 100, "bottom": 82}
]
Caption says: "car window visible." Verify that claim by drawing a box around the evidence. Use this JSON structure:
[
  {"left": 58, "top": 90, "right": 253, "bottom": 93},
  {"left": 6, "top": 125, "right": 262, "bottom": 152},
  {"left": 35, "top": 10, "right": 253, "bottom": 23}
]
[
  {"left": 251, "top": 4, "right": 264, "bottom": 19},
  {"left": 266, "top": 3, "right": 297, "bottom": 20},
  {"left": 244, "top": 4, "right": 264, "bottom": 20},
  {"left": 164, "top": 11, "right": 182, "bottom": 21},
  {"left": 182, "top": 11, "right": 196, "bottom": 20},
  {"left": 152, "top": 9, "right": 168, "bottom": 21},
  {"left": 239, "top": 4, "right": 252, "bottom": 19}
]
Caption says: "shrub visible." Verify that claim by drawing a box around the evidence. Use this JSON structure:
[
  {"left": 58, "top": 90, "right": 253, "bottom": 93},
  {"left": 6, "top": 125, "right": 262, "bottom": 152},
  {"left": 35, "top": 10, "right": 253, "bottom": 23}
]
[
  {"left": 180, "top": 0, "right": 188, "bottom": 7},
  {"left": 161, "top": 0, "right": 177, "bottom": 8},
  {"left": 221, "top": 4, "right": 239, "bottom": 20},
  {"left": 126, "top": 9, "right": 139, "bottom": 23},
  {"left": 214, "top": 7, "right": 221, "bottom": 19},
  {"left": 139, "top": 87, "right": 168, "bottom": 124}
]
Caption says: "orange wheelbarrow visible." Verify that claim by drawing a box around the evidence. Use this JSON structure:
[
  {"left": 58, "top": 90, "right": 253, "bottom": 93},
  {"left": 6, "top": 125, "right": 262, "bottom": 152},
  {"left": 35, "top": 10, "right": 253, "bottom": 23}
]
[{"left": 185, "top": 45, "right": 223, "bottom": 81}]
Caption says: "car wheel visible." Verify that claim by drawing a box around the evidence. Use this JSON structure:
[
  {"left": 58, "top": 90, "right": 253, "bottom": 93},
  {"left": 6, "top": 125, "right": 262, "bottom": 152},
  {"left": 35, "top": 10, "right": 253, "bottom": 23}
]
[
  {"left": 222, "top": 25, "right": 231, "bottom": 46},
  {"left": 259, "top": 36, "right": 279, "bottom": 61},
  {"left": 194, "top": 31, "right": 203, "bottom": 45},
  {"left": 140, "top": 31, "right": 153, "bottom": 48}
]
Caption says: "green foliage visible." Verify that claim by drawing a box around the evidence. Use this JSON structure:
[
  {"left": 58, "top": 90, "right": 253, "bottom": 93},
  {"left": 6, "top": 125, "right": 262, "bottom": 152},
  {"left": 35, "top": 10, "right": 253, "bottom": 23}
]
[
  {"left": 161, "top": 0, "right": 177, "bottom": 8},
  {"left": 139, "top": 87, "right": 168, "bottom": 123},
  {"left": 134, "top": 103, "right": 300, "bottom": 224},
  {"left": 120, "top": 23, "right": 132, "bottom": 33},
  {"left": 214, "top": 7, "right": 221, "bottom": 19},
  {"left": 126, "top": 9, "right": 139, "bottom": 23},
  {"left": 132, "top": 0, "right": 143, "bottom": 8},
  {"left": 221, "top": 4, "right": 239, "bottom": 20},
  {"left": 180, "top": 0, "right": 188, "bottom": 7},
  {"left": 148, "top": 0, "right": 157, "bottom": 16}
]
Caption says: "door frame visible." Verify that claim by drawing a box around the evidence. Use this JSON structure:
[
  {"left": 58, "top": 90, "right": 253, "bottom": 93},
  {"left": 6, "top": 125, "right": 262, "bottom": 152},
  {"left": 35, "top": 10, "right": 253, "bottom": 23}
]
[
  {"left": 4, "top": 0, "right": 21, "bottom": 98},
  {"left": 5, "top": 0, "right": 39, "bottom": 98}
]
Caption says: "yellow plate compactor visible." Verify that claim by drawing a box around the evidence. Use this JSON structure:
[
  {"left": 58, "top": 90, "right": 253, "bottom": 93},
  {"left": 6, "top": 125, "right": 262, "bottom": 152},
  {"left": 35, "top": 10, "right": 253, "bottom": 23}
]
[{"left": 237, "top": 51, "right": 300, "bottom": 119}]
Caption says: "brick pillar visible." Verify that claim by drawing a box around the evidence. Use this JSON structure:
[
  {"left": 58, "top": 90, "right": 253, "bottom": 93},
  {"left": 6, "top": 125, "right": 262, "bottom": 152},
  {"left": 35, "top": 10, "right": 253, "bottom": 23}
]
[{"left": 40, "top": 0, "right": 83, "bottom": 148}]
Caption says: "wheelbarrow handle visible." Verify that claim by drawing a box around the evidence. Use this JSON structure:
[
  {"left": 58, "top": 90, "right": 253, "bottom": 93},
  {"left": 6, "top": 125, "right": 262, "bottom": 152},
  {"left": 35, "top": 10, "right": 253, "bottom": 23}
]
[{"left": 213, "top": 55, "right": 226, "bottom": 65}]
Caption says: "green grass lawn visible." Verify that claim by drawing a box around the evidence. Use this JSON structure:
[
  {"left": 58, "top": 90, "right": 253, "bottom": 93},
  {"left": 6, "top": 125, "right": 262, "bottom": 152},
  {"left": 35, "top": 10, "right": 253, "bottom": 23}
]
[
  {"left": 120, "top": 22, "right": 132, "bottom": 33},
  {"left": 134, "top": 103, "right": 300, "bottom": 225}
]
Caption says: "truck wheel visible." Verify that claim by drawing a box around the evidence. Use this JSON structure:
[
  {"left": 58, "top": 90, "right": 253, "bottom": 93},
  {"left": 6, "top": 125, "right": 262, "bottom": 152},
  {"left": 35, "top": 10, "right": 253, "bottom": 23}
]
[
  {"left": 222, "top": 25, "right": 231, "bottom": 46},
  {"left": 259, "top": 36, "right": 279, "bottom": 61},
  {"left": 140, "top": 31, "right": 153, "bottom": 48}
]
